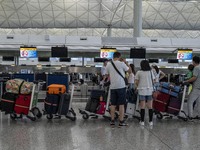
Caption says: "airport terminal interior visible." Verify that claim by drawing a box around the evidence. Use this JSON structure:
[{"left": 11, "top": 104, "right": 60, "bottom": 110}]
[{"left": 1, "top": 0, "right": 200, "bottom": 150}]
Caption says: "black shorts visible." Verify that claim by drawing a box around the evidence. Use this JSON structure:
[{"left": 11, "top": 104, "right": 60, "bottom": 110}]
[{"left": 110, "top": 88, "right": 126, "bottom": 105}]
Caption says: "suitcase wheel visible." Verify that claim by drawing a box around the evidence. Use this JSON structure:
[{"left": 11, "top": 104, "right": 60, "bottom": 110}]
[
  {"left": 156, "top": 113, "right": 163, "bottom": 120},
  {"left": 27, "top": 113, "right": 37, "bottom": 121},
  {"left": 82, "top": 113, "right": 89, "bottom": 120},
  {"left": 70, "top": 108, "right": 76, "bottom": 117},
  {"left": 29, "top": 116, "right": 36, "bottom": 121},
  {"left": 10, "top": 113, "right": 17, "bottom": 120},
  {"left": 46, "top": 114, "right": 53, "bottom": 120},
  {"left": 32, "top": 107, "right": 42, "bottom": 119}
]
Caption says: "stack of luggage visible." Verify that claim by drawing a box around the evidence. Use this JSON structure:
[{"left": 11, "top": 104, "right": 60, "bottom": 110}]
[
  {"left": 0, "top": 79, "right": 38, "bottom": 120},
  {"left": 153, "top": 82, "right": 182, "bottom": 116},
  {"left": 44, "top": 84, "right": 76, "bottom": 120},
  {"left": 85, "top": 89, "right": 106, "bottom": 115}
]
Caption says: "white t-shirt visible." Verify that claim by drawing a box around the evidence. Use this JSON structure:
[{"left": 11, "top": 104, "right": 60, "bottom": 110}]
[
  {"left": 105, "top": 60, "right": 129, "bottom": 89},
  {"left": 135, "top": 70, "right": 155, "bottom": 95},
  {"left": 153, "top": 69, "right": 162, "bottom": 83},
  {"left": 128, "top": 73, "right": 135, "bottom": 84}
]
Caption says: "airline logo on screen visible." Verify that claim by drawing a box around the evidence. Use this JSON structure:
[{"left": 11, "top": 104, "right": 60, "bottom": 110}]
[
  {"left": 100, "top": 49, "right": 116, "bottom": 59},
  {"left": 20, "top": 47, "right": 37, "bottom": 58}
]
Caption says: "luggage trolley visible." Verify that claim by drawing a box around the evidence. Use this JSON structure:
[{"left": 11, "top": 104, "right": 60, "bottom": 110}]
[
  {"left": 125, "top": 89, "right": 141, "bottom": 121},
  {"left": 44, "top": 84, "right": 76, "bottom": 121},
  {"left": 10, "top": 80, "right": 45, "bottom": 121},
  {"left": 79, "top": 86, "right": 115, "bottom": 120},
  {"left": 153, "top": 83, "right": 188, "bottom": 121}
]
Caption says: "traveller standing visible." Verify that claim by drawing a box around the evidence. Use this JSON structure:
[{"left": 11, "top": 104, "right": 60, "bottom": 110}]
[
  {"left": 184, "top": 56, "right": 200, "bottom": 120},
  {"left": 151, "top": 65, "right": 165, "bottom": 90},
  {"left": 135, "top": 60, "right": 155, "bottom": 126},
  {"left": 185, "top": 64, "right": 194, "bottom": 95},
  {"left": 104, "top": 52, "right": 130, "bottom": 127}
]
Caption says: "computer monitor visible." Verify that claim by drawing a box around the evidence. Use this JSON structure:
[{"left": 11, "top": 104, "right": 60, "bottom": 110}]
[
  {"left": 130, "top": 48, "right": 146, "bottom": 59},
  {"left": 51, "top": 47, "right": 68, "bottom": 57}
]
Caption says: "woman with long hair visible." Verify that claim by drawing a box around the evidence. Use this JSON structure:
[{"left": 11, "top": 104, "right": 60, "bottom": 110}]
[
  {"left": 135, "top": 60, "right": 155, "bottom": 126},
  {"left": 151, "top": 65, "right": 165, "bottom": 90}
]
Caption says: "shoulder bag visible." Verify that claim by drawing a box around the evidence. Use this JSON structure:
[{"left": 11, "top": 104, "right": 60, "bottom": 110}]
[
  {"left": 111, "top": 61, "right": 128, "bottom": 85},
  {"left": 150, "top": 71, "right": 159, "bottom": 99}
]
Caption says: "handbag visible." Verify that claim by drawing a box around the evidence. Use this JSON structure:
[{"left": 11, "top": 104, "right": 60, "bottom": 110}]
[{"left": 111, "top": 61, "right": 128, "bottom": 85}]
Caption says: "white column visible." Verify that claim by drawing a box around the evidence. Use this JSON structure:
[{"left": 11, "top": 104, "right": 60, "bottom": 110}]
[
  {"left": 107, "top": 25, "right": 112, "bottom": 37},
  {"left": 134, "top": 0, "right": 142, "bottom": 37}
]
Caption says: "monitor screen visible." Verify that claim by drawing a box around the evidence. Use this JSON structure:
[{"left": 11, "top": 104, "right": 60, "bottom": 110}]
[
  {"left": 38, "top": 57, "right": 49, "bottom": 62},
  {"left": 100, "top": 48, "right": 117, "bottom": 59},
  {"left": 51, "top": 47, "right": 68, "bottom": 57},
  {"left": 60, "top": 57, "right": 71, "bottom": 62},
  {"left": 168, "top": 59, "right": 179, "bottom": 63},
  {"left": 148, "top": 59, "right": 159, "bottom": 63},
  {"left": 130, "top": 48, "right": 146, "bottom": 59},
  {"left": 94, "top": 58, "right": 108, "bottom": 62},
  {"left": 177, "top": 49, "right": 192, "bottom": 60},
  {"left": 2, "top": 56, "right": 14, "bottom": 61},
  {"left": 20, "top": 47, "right": 38, "bottom": 58}
]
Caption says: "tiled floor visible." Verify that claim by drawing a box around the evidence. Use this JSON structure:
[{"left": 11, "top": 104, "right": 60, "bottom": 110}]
[{"left": 0, "top": 102, "right": 200, "bottom": 150}]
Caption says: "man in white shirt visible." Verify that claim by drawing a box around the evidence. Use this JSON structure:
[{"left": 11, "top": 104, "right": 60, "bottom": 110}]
[{"left": 104, "top": 52, "right": 130, "bottom": 127}]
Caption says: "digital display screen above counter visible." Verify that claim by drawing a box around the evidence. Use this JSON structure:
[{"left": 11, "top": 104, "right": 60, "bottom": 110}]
[
  {"left": 100, "top": 48, "right": 117, "bottom": 59},
  {"left": 177, "top": 49, "right": 192, "bottom": 60},
  {"left": 20, "top": 47, "right": 38, "bottom": 58}
]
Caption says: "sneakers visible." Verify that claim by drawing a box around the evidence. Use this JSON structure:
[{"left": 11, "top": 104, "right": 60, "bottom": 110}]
[
  {"left": 149, "top": 121, "right": 153, "bottom": 126},
  {"left": 110, "top": 120, "right": 115, "bottom": 128},
  {"left": 139, "top": 121, "right": 145, "bottom": 126},
  {"left": 118, "top": 120, "right": 128, "bottom": 127},
  {"left": 139, "top": 121, "right": 153, "bottom": 126}
]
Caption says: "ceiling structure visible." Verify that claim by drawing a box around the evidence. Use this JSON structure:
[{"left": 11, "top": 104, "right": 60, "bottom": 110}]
[{"left": 0, "top": 0, "right": 200, "bottom": 38}]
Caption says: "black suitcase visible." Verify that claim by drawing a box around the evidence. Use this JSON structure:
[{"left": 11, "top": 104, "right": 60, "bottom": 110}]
[
  {"left": 1, "top": 92, "right": 17, "bottom": 114},
  {"left": 44, "top": 94, "right": 60, "bottom": 114},
  {"left": 85, "top": 90, "right": 105, "bottom": 113},
  {"left": 57, "top": 93, "right": 70, "bottom": 115},
  {"left": 85, "top": 98, "right": 99, "bottom": 113}
]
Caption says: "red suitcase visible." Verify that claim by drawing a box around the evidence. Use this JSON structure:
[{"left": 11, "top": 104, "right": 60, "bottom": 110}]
[
  {"left": 14, "top": 94, "right": 31, "bottom": 115},
  {"left": 96, "top": 101, "right": 106, "bottom": 115},
  {"left": 153, "top": 92, "right": 170, "bottom": 112},
  {"left": 167, "top": 97, "right": 181, "bottom": 115}
]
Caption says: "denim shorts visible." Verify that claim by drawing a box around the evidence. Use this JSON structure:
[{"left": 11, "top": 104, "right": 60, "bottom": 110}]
[
  {"left": 110, "top": 88, "right": 126, "bottom": 105},
  {"left": 139, "top": 95, "right": 153, "bottom": 101}
]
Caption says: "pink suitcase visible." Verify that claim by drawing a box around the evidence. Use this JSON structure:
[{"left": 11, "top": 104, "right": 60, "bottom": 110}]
[{"left": 96, "top": 101, "right": 106, "bottom": 115}]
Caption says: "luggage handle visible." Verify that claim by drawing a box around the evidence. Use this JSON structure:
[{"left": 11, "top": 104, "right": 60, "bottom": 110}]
[{"left": 18, "top": 80, "right": 25, "bottom": 94}]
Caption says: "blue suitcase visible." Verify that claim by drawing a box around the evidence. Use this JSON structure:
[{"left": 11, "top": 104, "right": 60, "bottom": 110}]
[
  {"left": 160, "top": 82, "right": 181, "bottom": 92},
  {"left": 157, "top": 87, "right": 179, "bottom": 98},
  {"left": 158, "top": 82, "right": 181, "bottom": 98}
]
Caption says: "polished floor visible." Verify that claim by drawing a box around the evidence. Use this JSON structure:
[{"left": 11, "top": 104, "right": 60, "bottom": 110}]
[{"left": 0, "top": 103, "right": 200, "bottom": 150}]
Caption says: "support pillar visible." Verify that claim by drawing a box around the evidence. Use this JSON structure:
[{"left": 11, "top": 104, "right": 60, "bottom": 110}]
[{"left": 134, "top": 0, "right": 142, "bottom": 37}]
